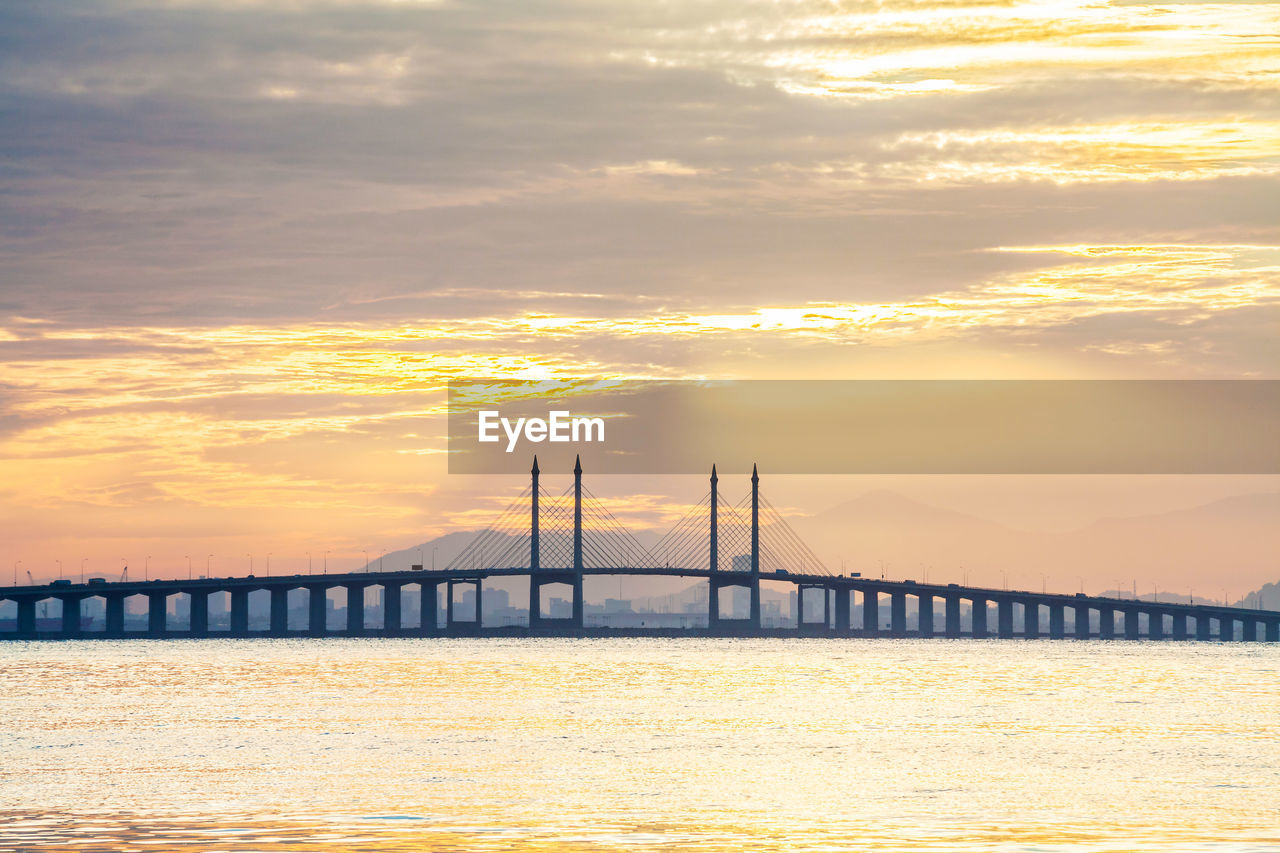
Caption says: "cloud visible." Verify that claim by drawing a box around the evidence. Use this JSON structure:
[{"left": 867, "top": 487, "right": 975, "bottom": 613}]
[
  {"left": 2, "top": 0, "right": 1278, "bottom": 327},
  {"left": 1, "top": 0, "right": 1278, "bottom": 573}
]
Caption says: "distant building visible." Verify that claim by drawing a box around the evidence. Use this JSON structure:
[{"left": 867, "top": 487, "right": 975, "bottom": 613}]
[{"left": 584, "top": 611, "right": 702, "bottom": 629}]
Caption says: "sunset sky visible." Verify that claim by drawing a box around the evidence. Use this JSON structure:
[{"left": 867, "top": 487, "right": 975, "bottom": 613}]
[{"left": 2, "top": 0, "right": 1277, "bottom": 592}]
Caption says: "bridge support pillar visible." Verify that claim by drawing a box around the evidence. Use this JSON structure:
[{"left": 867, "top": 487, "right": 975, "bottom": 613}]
[
  {"left": 571, "top": 574, "right": 583, "bottom": 630},
  {"left": 1049, "top": 604, "right": 1064, "bottom": 639},
  {"left": 17, "top": 598, "right": 36, "bottom": 638},
  {"left": 1266, "top": 620, "right": 1279, "bottom": 643},
  {"left": 944, "top": 595, "right": 961, "bottom": 638},
  {"left": 384, "top": 582, "right": 402, "bottom": 636},
  {"left": 347, "top": 583, "right": 365, "bottom": 634},
  {"left": 748, "top": 576, "right": 760, "bottom": 631},
  {"left": 270, "top": 587, "right": 289, "bottom": 637},
  {"left": 60, "top": 595, "right": 82, "bottom": 638},
  {"left": 1124, "top": 609, "right": 1140, "bottom": 640},
  {"left": 918, "top": 594, "right": 934, "bottom": 637},
  {"left": 530, "top": 577, "right": 543, "bottom": 630},
  {"left": 1074, "top": 605, "right": 1090, "bottom": 639},
  {"left": 230, "top": 589, "right": 249, "bottom": 636},
  {"left": 862, "top": 590, "right": 878, "bottom": 636},
  {"left": 997, "top": 600, "right": 1014, "bottom": 639},
  {"left": 708, "top": 576, "right": 755, "bottom": 634},
  {"left": 308, "top": 586, "right": 327, "bottom": 636},
  {"left": 1171, "top": 612, "right": 1187, "bottom": 641},
  {"left": 1024, "top": 600, "right": 1040, "bottom": 639},
  {"left": 971, "top": 597, "right": 987, "bottom": 638},
  {"left": 1196, "top": 614, "right": 1212, "bottom": 641},
  {"left": 1149, "top": 610, "right": 1164, "bottom": 641},
  {"left": 106, "top": 594, "right": 124, "bottom": 637},
  {"left": 190, "top": 591, "right": 208, "bottom": 636},
  {"left": 834, "top": 587, "right": 850, "bottom": 633},
  {"left": 1219, "top": 616, "right": 1235, "bottom": 642},
  {"left": 1242, "top": 618, "right": 1258, "bottom": 642},
  {"left": 420, "top": 580, "right": 439, "bottom": 634},
  {"left": 445, "top": 579, "right": 483, "bottom": 632},
  {"left": 796, "top": 584, "right": 828, "bottom": 632},
  {"left": 148, "top": 592, "right": 166, "bottom": 637},
  {"left": 1099, "top": 608, "right": 1115, "bottom": 639},
  {"left": 890, "top": 592, "right": 906, "bottom": 637}
]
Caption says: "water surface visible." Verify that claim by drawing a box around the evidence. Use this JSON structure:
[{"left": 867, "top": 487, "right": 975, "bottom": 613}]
[{"left": 2, "top": 639, "right": 1277, "bottom": 851}]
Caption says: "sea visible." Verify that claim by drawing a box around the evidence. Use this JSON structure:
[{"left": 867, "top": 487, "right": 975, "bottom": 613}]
[{"left": 2, "top": 638, "right": 1278, "bottom": 852}]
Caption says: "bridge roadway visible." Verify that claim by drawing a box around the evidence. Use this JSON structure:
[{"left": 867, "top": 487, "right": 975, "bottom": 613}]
[{"left": 2, "top": 567, "right": 1277, "bottom": 641}]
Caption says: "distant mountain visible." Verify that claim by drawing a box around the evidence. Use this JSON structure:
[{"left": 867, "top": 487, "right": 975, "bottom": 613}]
[
  {"left": 362, "top": 491, "right": 1278, "bottom": 602},
  {"left": 359, "top": 531, "right": 483, "bottom": 573},
  {"left": 799, "top": 489, "right": 1043, "bottom": 580},
  {"left": 794, "top": 490, "right": 1279, "bottom": 596},
  {"left": 1239, "top": 580, "right": 1280, "bottom": 611}
]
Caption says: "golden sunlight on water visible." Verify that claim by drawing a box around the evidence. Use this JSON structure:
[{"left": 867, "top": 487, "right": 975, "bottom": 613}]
[{"left": 1, "top": 639, "right": 1278, "bottom": 852}]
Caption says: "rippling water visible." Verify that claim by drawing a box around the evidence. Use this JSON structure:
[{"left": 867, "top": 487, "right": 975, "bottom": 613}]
[{"left": 2, "top": 639, "right": 1278, "bottom": 852}]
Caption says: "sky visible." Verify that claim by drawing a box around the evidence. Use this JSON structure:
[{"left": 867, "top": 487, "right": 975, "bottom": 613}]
[{"left": 1, "top": 0, "right": 1277, "bottom": 591}]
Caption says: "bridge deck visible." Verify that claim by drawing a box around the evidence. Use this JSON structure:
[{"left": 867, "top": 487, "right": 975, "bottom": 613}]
[{"left": 2, "top": 566, "right": 1275, "bottom": 641}]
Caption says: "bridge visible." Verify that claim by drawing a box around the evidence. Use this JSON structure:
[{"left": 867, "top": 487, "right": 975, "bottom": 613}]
[{"left": 2, "top": 458, "right": 1277, "bottom": 642}]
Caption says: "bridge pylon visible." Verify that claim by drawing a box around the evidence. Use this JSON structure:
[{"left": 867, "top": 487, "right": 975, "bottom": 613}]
[
  {"left": 708, "top": 464, "right": 720, "bottom": 630},
  {"left": 526, "top": 454, "right": 586, "bottom": 632},
  {"left": 749, "top": 463, "right": 761, "bottom": 629},
  {"left": 529, "top": 456, "right": 542, "bottom": 628},
  {"left": 572, "top": 454, "right": 585, "bottom": 628},
  {"left": 707, "top": 463, "right": 763, "bottom": 633}
]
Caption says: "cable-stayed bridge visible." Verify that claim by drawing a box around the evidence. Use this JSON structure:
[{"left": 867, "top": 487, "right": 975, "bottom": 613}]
[{"left": 3, "top": 457, "right": 1277, "bottom": 641}]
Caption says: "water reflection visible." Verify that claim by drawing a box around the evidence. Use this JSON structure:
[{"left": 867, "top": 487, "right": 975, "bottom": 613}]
[{"left": 1, "top": 639, "right": 1277, "bottom": 852}]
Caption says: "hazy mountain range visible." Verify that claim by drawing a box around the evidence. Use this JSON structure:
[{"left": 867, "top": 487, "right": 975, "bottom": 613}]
[
  {"left": 365, "top": 491, "right": 1279, "bottom": 609},
  {"left": 796, "top": 490, "right": 1279, "bottom": 604}
]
